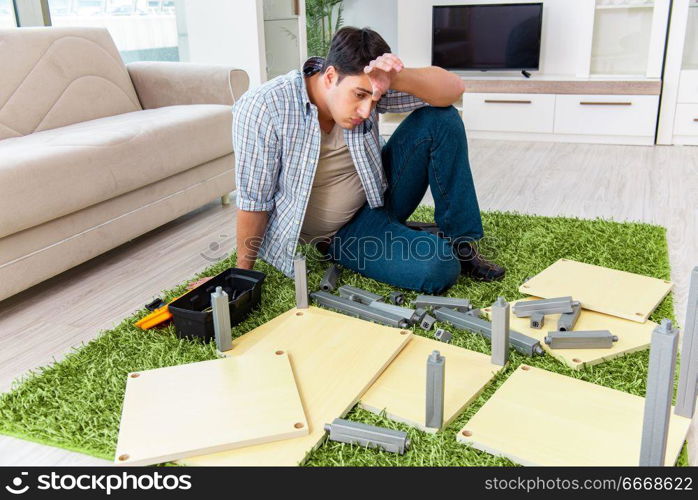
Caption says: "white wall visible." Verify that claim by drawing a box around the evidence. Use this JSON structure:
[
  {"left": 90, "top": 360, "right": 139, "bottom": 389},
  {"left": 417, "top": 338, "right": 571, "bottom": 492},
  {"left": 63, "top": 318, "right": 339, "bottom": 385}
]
[
  {"left": 341, "top": 0, "right": 398, "bottom": 53},
  {"left": 182, "top": 0, "right": 267, "bottom": 89},
  {"left": 397, "top": 0, "right": 595, "bottom": 76}
]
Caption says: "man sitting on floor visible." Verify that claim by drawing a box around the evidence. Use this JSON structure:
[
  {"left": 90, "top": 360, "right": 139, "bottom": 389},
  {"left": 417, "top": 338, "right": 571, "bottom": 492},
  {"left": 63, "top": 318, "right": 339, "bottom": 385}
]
[{"left": 232, "top": 26, "right": 504, "bottom": 293}]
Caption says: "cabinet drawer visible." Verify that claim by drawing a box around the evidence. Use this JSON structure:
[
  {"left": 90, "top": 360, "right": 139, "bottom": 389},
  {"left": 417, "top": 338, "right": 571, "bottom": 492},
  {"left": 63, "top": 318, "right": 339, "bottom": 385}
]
[
  {"left": 554, "top": 95, "right": 658, "bottom": 137},
  {"left": 462, "top": 93, "right": 555, "bottom": 133},
  {"left": 673, "top": 103, "right": 698, "bottom": 136},
  {"left": 677, "top": 70, "right": 698, "bottom": 104}
]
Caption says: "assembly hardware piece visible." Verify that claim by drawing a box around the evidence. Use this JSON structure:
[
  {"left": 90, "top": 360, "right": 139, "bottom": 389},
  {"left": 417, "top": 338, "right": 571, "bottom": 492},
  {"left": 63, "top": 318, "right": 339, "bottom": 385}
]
[
  {"left": 426, "top": 351, "right": 445, "bottom": 429},
  {"left": 368, "top": 301, "right": 420, "bottom": 324},
  {"left": 557, "top": 302, "right": 582, "bottom": 331},
  {"left": 294, "top": 254, "right": 308, "bottom": 309},
  {"left": 310, "top": 291, "right": 410, "bottom": 329},
  {"left": 491, "top": 297, "right": 510, "bottom": 366},
  {"left": 544, "top": 330, "right": 618, "bottom": 349},
  {"left": 211, "top": 286, "right": 232, "bottom": 352},
  {"left": 414, "top": 307, "right": 428, "bottom": 323},
  {"left": 420, "top": 314, "right": 436, "bottom": 330},
  {"left": 512, "top": 296, "right": 574, "bottom": 318},
  {"left": 324, "top": 418, "right": 410, "bottom": 455},
  {"left": 320, "top": 265, "right": 341, "bottom": 292},
  {"left": 388, "top": 291, "right": 405, "bottom": 305},
  {"left": 413, "top": 295, "right": 472, "bottom": 313},
  {"left": 675, "top": 266, "right": 698, "bottom": 419},
  {"left": 640, "top": 319, "right": 679, "bottom": 466},
  {"left": 338, "top": 285, "right": 383, "bottom": 305},
  {"left": 529, "top": 312, "right": 545, "bottom": 330},
  {"left": 434, "top": 328, "right": 451, "bottom": 343},
  {"left": 433, "top": 307, "right": 544, "bottom": 357}
]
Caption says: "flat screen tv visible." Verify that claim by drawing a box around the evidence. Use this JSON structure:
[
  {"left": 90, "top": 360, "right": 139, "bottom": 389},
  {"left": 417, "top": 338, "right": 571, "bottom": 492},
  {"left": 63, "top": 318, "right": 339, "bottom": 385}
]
[{"left": 432, "top": 3, "right": 543, "bottom": 71}]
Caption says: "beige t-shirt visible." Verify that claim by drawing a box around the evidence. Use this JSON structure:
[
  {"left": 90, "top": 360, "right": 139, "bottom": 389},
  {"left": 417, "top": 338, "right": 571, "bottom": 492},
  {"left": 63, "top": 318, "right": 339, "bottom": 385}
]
[{"left": 299, "top": 123, "right": 367, "bottom": 244}]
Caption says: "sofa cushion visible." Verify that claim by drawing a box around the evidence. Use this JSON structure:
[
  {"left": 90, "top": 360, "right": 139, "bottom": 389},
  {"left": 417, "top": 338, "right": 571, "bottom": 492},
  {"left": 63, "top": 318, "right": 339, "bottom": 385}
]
[
  {"left": 0, "top": 104, "right": 233, "bottom": 238},
  {"left": 0, "top": 27, "right": 142, "bottom": 140}
]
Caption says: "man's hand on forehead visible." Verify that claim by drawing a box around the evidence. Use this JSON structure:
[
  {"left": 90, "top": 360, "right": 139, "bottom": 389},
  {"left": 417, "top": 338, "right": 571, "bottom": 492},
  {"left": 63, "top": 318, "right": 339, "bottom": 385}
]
[{"left": 364, "top": 53, "right": 404, "bottom": 101}]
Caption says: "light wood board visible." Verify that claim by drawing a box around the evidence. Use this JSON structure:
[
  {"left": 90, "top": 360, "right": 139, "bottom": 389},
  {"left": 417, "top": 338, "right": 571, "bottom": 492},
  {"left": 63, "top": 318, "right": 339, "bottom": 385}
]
[
  {"left": 178, "top": 306, "right": 411, "bottom": 466},
  {"left": 519, "top": 259, "right": 673, "bottom": 323},
  {"left": 456, "top": 365, "right": 692, "bottom": 466},
  {"left": 115, "top": 351, "right": 308, "bottom": 466},
  {"left": 483, "top": 297, "right": 656, "bottom": 370},
  {"left": 360, "top": 335, "right": 504, "bottom": 432}
]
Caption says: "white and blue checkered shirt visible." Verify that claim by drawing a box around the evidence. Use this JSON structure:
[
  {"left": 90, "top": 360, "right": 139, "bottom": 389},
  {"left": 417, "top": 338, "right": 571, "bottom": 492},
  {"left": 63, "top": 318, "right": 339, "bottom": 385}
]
[{"left": 232, "top": 57, "right": 428, "bottom": 277}]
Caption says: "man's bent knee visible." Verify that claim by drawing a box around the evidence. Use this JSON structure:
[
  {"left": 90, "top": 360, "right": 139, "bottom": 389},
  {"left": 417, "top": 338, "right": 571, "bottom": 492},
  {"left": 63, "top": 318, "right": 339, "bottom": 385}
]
[{"left": 418, "top": 255, "right": 461, "bottom": 295}]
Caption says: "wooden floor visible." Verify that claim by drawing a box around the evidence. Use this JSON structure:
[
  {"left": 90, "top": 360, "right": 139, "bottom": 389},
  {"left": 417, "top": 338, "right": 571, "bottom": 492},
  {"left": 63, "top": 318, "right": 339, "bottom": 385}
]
[{"left": 0, "top": 138, "right": 695, "bottom": 466}]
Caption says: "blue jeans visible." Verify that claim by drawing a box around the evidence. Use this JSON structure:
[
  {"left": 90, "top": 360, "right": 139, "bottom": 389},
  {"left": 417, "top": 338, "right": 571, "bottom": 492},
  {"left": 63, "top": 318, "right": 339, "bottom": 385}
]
[{"left": 327, "top": 106, "right": 484, "bottom": 294}]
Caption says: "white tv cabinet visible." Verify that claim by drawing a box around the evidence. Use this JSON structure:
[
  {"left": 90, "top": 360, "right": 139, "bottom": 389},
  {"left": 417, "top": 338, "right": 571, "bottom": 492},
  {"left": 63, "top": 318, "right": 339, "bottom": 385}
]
[{"left": 380, "top": 76, "right": 661, "bottom": 145}]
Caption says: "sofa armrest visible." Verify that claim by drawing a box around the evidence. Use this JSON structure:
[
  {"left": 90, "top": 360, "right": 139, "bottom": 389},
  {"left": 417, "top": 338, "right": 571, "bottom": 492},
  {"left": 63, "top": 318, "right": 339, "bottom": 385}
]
[{"left": 126, "top": 61, "right": 250, "bottom": 109}]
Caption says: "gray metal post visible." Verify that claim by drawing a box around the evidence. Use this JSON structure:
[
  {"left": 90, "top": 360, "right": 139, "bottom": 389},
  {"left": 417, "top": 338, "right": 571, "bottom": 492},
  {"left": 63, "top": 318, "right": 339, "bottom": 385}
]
[
  {"left": 544, "top": 330, "right": 618, "bottom": 349},
  {"left": 433, "top": 307, "right": 544, "bottom": 357},
  {"left": 337, "top": 285, "right": 383, "bottom": 305},
  {"left": 426, "top": 350, "right": 445, "bottom": 429},
  {"left": 675, "top": 266, "right": 698, "bottom": 418},
  {"left": 639, "top": 319, "right": 679, "bottom": 466},
  {"left": 414, "top": 295, "right": 472, "bottom": 312},
  {"left": 294, "top": 254, "right": 308, "bottom": 309},
  {"left": 310, "top": 291, "right": 410, "bottom": 328},
  {"left": 320, "top": 264, "right": 341, "bottom": 292},
  {"left": 491, "top": 297, "right": 510, "bottom": 366},
  {"left": 324, "top": 418, "right": 410, "bottom": 454},
  {"left": 512, "top": 296, "right": 574, "bottom": 317},
  {"left": 211, "top": 286, "right": 232, "bottom": 352},
  {"left": 557, "top": 301, "right": 582, "bottom": 331}
]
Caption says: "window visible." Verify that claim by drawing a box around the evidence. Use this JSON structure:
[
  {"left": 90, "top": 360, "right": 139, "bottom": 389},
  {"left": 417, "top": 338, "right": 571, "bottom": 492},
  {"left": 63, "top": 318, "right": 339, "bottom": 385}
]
[
  {"left": 47, "top": 0, "right": 179, "bottom": 63},
  {"left": 0, "top": 0, "right": 16, "bottom": 28}
]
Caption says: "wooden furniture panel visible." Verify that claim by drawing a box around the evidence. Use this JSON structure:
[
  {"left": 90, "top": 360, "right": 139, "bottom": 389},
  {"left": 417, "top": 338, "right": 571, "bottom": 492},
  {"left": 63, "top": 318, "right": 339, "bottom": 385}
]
[
  {"left": 178, "top": 306, "right": 411, "bottom": 466},
  {"left": 519, "top": 259, "right": 672, "bottom": 323},
  {"left": 115, "top": 351, "right": 308, "bottom": 466},
  {"left": 360, "top": 335, "right": 504, "bottom": 432},
  {"left": 456, "top": 365, "right": 691, "bottom": 466}
]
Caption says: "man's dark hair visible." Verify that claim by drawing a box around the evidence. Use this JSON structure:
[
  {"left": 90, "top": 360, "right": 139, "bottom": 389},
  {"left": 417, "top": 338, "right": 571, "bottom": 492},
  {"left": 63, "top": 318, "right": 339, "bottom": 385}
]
[{"left": 322, "top": 27, "right": 391, "bottom": 83}]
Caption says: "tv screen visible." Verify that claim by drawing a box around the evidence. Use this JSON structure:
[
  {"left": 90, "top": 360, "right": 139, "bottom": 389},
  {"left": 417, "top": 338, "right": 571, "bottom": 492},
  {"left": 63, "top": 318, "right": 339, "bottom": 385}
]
[{"left": 432, "top": 3, "right": 543, "bottom": 71}]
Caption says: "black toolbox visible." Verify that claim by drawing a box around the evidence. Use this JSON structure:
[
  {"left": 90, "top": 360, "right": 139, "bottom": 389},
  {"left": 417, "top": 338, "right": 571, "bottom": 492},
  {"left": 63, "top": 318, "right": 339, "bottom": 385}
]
[{"left": 168, "top": 268, "right": 265, "bottom": 342}]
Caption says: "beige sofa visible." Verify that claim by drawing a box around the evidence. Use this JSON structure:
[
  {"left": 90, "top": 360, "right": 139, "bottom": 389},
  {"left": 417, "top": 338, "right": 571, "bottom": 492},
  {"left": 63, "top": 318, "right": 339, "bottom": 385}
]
[{"left": 0, "top": 27, "right": 249, "bottom": 302}]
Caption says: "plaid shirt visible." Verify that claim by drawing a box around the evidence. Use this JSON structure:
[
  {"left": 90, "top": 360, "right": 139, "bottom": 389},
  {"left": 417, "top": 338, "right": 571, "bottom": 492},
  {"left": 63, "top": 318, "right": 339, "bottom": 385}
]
[{"left": 232, "top": 57, "right": 429, "bottom": 277}]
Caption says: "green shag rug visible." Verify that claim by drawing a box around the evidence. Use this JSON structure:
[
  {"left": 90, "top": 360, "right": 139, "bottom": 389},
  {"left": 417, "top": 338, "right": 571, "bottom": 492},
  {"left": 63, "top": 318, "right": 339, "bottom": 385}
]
[{"left": 0, "top": 207, "right": 688, "bottom": 466}]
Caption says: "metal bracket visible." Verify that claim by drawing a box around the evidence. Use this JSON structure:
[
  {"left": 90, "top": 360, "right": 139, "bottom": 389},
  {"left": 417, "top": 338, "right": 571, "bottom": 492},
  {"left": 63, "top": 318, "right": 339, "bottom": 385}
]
[
  {"left": 433, "top": 307, "right": 544, "bottom": 357},
  {"left": 640, "top": 319, "right": 679, "bottom": 466},
  {"left": 310, "top": 291, "right": 410, "bottom": 329},
  {"left": 211, "top": 286, "right": 232, "bottom": 352},
  {"left": 544, "top": 330, "right": 618, "bottom": 349},
  {"left": 413, "top": 295, "right": 472, "bottom": 313},
  {"left": 512, "top": 296, "right": 574, "bottom": 317},
  {"left": 426, "top": 350, "right": 445, "bottom": 429},
  {"left": 324, "top": 418, "right": 410, "bottom": 455},
  {"left": 294, "top": 254, "right": 308, "bottom": 309}
]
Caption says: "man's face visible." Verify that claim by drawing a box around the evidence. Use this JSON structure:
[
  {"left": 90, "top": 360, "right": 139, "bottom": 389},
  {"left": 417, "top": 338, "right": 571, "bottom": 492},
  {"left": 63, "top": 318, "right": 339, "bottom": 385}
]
[{"left": 323, "top": 67, "right": 378, "bottom": 130}]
